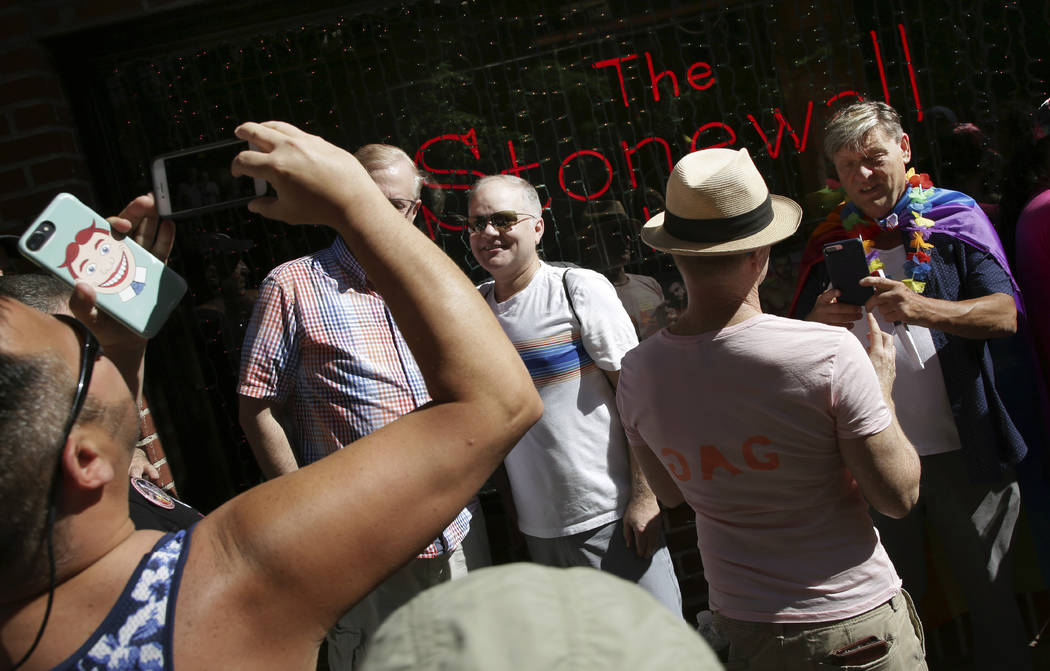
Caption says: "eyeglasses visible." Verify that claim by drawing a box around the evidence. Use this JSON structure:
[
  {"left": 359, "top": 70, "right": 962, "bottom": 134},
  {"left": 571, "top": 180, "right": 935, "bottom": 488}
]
[
  {"left": 465, "top": 211, "right": 533, "bottom": 234},
  {"left": 53, "top": 314, "right": 101, "bottom": 440},
  {"left": 388, "top": 198, "right": 417, "bottom": 215}
]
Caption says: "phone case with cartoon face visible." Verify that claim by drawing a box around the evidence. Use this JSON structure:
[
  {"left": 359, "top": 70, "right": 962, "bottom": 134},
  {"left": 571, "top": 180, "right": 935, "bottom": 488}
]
[{"left": 18, "top": 193, "right": 187, "bottom": 338}]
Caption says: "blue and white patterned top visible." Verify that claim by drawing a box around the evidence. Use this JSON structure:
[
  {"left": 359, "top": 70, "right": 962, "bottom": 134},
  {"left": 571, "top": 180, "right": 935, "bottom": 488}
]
[{"left": 52, "top": 527, "right": 194, "bottom": 671}]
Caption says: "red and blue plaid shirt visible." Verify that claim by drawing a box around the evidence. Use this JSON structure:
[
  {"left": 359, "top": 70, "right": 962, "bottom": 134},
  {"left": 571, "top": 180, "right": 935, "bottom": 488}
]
[{"left": 239, "top": 236, "right": 474, "bottom": 557}]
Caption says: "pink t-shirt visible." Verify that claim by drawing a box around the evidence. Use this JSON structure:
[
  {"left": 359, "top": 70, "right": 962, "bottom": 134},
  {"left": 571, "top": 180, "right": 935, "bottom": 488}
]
[{"left": 617, "top": 314, "right": 900, "bottom": 622}]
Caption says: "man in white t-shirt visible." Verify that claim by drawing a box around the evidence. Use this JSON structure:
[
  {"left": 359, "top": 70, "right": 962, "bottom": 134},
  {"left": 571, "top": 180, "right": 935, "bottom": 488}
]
[
  {"left": 466, "top": 174, "right": 682, "bottom": 615},
  {"left": 617, "top": 147, "right": 925, "bottom": 669}
]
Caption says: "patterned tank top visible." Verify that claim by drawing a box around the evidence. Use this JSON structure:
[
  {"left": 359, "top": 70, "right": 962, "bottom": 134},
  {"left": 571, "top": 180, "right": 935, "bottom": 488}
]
[{"left": 51, "top": 526, "right": 194, "bottom": 670}]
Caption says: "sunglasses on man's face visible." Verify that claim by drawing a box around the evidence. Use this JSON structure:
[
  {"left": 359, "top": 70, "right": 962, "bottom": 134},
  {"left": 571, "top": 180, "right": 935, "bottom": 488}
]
[
  {"left": 466, "top": 211, "right": 532, "bottom": 234},
  {"left": 53, "top": 314, "right": 102, "bottom": 440}
]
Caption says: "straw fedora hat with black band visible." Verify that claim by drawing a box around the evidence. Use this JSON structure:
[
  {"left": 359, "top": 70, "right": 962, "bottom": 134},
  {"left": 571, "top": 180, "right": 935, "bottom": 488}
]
[{"left": 641, "top": 148, "right": 801, "bottom": 256}]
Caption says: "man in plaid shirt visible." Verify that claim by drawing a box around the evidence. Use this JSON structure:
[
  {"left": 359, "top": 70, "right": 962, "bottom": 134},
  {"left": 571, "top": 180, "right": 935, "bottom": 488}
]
[{"left": 238, "top": 144, "right": 489, "bottom": 670}]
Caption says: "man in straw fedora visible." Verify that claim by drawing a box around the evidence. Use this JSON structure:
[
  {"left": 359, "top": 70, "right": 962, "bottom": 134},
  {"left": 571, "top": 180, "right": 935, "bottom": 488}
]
[{"left": 615, "top": 147, "right": 926, "bottom": 669}]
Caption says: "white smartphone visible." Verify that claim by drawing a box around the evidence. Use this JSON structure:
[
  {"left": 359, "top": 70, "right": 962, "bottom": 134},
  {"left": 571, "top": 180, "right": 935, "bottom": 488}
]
[
  {"left": 19, "top": 193, "right": 187, "bottom": 338},
  {"left": 151, "top": 139, "right": 266, "bottom": 218}
]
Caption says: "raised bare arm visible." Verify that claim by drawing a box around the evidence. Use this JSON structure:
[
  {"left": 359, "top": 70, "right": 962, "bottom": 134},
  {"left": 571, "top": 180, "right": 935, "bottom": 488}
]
[{"left": 178, "top": 122, "right": 542, "bottom": 669}]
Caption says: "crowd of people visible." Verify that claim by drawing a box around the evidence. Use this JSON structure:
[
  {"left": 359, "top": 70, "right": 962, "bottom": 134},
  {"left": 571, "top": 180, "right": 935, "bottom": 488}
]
[{"left": 0, "top": 97, "right": 1047, "bottom": 670}]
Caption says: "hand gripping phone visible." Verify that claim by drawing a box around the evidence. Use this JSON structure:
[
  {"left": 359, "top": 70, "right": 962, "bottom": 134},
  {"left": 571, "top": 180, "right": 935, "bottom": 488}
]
[
  {"left": 151, "top": 139, "right": 266, "bottom": 218},
  {"left": 18, "top": 193, "right": 187, "bottom": 338},
  {"left": 822, "top": 237, "right": 875, "bottom": 306}
]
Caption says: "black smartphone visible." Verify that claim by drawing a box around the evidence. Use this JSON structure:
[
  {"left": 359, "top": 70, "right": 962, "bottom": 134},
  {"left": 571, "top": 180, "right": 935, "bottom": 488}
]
[
  {"left": 822, "top": 238, "right": 875, "bottom": 306},
  {"left": 151, "top": 139, "right": 267, "bottom": 219}
]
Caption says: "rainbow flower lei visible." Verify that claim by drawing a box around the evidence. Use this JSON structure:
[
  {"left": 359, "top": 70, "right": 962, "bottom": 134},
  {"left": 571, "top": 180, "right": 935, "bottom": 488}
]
[{"left": 838, "top": 168, "right": 937, "bottom": 294}]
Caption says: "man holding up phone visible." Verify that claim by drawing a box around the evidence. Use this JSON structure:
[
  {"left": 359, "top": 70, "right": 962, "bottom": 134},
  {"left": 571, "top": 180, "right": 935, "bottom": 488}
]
[
  {"left": 0, "top": 122, "right": 542, "bottom": 670},
  {"left": 790, "top": 100, "right": 1031, "bottom": 669}
]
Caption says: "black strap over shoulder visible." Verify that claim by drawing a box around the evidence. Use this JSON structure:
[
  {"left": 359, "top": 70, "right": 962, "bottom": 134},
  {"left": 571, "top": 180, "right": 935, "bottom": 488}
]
[
  {"left": 561, "top": 267, "right": 615, "bottom": 393},
  {"left": 561, "top": 268, "right": 582, "bottom": 326}
]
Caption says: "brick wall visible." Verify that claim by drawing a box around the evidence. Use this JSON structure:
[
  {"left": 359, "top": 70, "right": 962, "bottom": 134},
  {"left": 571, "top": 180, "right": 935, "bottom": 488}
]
[{"left": 0, "top": 0, "right": 193, "bottom": 234}]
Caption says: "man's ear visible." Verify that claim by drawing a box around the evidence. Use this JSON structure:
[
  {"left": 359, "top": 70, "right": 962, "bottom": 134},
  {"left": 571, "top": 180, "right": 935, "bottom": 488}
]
[
  {"left": 899, "top": 133, "right": 912, "bottom": 164},
  {"left": 747, "top": 247, "right": 771, "bottom": 272},
  {"left": 61, "top": 429, "right": 117, "bottom": 492},
  {"left": 533, "top": 215, "right": 545, "bottom": 243}
]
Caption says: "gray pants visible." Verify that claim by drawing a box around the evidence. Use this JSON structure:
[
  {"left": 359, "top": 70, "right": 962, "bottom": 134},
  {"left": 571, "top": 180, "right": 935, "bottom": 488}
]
[
  {"left": 524, "top": 516, "right": 683, "bottom": 617},
  {"left": 870, "top": 450, "right": 1031, "bottom": 670}
]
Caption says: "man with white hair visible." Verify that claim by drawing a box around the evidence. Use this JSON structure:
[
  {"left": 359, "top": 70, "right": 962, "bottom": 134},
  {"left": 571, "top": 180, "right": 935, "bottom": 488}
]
[
  {"left": 466, "top": 174, "right": 682, "bottom": 614},
  {"left": 239, "top": 143, "right": 490, "bottom": 669},
  {"left": 617, "top": 147, "right": 925, "bottom": 669}
]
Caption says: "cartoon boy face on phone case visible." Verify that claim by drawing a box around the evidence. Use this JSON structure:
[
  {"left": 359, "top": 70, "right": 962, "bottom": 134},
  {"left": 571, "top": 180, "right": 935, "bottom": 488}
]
[{"left": 58, "top": 221, "right": 147, "bottom": 302}]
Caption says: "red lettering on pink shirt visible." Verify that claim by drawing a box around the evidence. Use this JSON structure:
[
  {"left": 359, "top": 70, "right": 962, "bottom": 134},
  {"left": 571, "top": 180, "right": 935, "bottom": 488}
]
[
  {"left": 700, "top": 444, "right": 742, "bottom": 480},
  {"left": 741, "top": 435, "right": 779, "bottom": 470},
  {"left": 662, "top": 448, "right": 692, "bottom": 481}
]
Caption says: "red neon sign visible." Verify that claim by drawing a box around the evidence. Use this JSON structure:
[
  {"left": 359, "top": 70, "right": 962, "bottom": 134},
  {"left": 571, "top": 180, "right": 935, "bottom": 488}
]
[{"left": 409, "top": 25, "right": 923, "bottom": 239}]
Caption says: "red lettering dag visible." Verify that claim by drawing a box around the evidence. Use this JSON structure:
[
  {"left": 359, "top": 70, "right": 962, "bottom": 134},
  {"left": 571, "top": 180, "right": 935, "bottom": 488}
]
[
  {"left": 662, "top": 448, "right": 692, "bottom": 481},
  {"left": 742, "top": 435, "right": 779, "bottom": 470},
  {"left": 700, "top": 444, "right": 742, "bottom": 480}
]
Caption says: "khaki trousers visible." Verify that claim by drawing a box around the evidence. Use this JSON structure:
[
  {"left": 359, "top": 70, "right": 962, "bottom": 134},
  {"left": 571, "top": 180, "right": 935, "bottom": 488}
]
[{"left": 713, "top": 590, "right": 927, "bottom": 670}]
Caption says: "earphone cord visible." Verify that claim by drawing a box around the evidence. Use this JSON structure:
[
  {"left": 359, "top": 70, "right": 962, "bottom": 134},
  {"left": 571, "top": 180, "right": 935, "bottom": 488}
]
[{"left": 9, "top": 504, "right": 57, "bottom": 671}]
